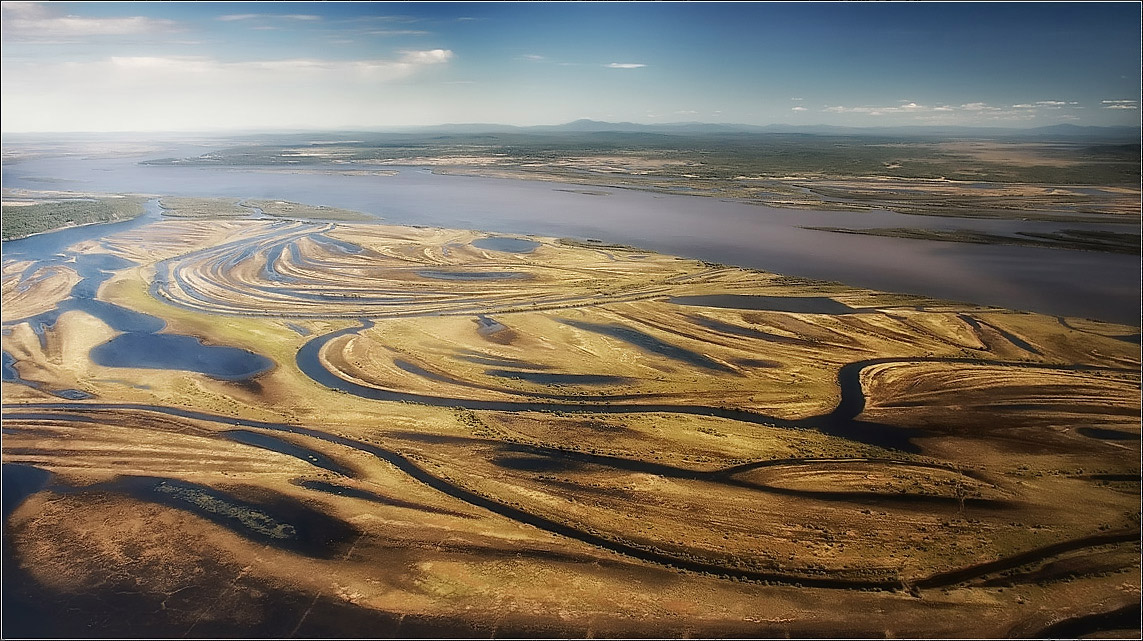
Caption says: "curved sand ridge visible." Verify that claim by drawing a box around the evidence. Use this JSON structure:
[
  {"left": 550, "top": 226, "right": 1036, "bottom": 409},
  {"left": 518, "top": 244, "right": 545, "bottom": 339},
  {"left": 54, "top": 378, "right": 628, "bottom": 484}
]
[{"left": 151, "top": 221, "right": 692, "bottom": 318}]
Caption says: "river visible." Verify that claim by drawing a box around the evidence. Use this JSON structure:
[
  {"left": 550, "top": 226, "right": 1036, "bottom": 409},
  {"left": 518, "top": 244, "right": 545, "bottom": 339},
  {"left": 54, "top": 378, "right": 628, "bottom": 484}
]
[{"left": 2, "top": 144, "right": 1138, "bottom": 324}]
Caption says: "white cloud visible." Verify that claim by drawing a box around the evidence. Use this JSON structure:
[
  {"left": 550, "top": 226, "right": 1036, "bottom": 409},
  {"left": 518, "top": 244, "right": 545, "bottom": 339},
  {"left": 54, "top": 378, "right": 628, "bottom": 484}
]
[
  {"left": 606, "top": 63, "right": 646, "bottom": 69},
  {"left": 675, "top": 110, "right": 699, "bottom": 115},
  {"left": 398, "top": 49, "right": 453, "bottom": 64},
  {"left": 1033, "top": 100, "right": 1080, "bottom": 109},
  {"left": 365, "top": 29, "right": 431, "bottom": 36},
  {"left": 522, "top": 54, "right": 546, "bottom": 61},
  {"left": 218, "top": 13, "right": 321, "bottom": 22},
  {"left": 959, "top": 102, "right": 996, "bottom": 112},
  {"left": 791, "top": 97, "right": 804, "bottom": 101},
  {"left": 791, "top": 106, "right": 807, "bottom": 112},
  {"left": 822, "top": 101, "right": 1044, "bottom": 122},
  {"left": 99, "top": 54, "right": 452, "bottom": 75},
  {"left": 1102, "top": 99, "right": 1139, "bottom": 109},
  {"left": 1, "top": 2, "right": 178, "bottom": 41},
  {"left": 2, "top": 50, "right": 456, "bottom": 131},
  {"left": 824, "top": 103, "right": 932, "bottom": 114}
]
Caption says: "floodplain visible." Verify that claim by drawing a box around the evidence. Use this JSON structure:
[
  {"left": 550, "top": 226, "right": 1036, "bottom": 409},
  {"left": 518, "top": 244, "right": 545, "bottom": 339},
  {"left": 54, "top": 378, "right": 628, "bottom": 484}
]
[{"left": 2, "top": 192, "right": 1139, "bottom": 637}]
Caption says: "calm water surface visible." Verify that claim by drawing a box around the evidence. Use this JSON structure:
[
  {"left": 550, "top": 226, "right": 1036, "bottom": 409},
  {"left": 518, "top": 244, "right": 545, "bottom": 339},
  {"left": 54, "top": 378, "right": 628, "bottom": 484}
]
[{"left": 2, "top": 147, "right": 1138, "bottom": 323}]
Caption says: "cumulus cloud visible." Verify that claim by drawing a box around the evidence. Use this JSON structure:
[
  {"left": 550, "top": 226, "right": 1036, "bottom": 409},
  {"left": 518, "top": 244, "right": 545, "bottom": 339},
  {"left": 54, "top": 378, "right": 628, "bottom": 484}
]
[
  {"left": 791, "top": 106, "right": 808, "bottom": 112},
  {"left": 1102, "top": 99, "right": 1138, "bottom": 109},
  {"left": 959, "top": 102, "right": 995, "bottom": 112},
  {"left": 606, "top": 62, "right": 646, "bottom": 69},
  {"left": 1, "top": 2, "right": 179, "bottom": 41},
  {"left": 398, "top": 49, "right": 453, "bottom": 64}
]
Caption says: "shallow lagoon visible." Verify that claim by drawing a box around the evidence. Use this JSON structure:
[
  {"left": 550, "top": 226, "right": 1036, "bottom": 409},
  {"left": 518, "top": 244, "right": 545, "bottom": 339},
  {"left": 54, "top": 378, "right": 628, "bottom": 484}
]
[
  {"left": 89, "top": 333, "right": 273, "bottom": 380},
  {"left": 3, "top": 200, "right": 273, "bottom": 383}
]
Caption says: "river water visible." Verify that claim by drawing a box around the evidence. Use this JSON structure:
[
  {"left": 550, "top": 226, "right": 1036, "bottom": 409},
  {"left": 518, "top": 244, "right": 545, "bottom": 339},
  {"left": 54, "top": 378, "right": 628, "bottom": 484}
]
[
  {"left": 2, "top": 199, "right": 273, "bottom": 385},
  {"left": 2, "top": 145, "right": 1138, "bottom": 324}
]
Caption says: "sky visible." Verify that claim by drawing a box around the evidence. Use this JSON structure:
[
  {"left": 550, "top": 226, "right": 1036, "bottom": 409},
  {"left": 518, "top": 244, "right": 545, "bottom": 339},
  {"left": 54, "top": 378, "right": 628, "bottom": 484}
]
[{"left": 1, "top": 1, "right": 1140, "bottom": 132}]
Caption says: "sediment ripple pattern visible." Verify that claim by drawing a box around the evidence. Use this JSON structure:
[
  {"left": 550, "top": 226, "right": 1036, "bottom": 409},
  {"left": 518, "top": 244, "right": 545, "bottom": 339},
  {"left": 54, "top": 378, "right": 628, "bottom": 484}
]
[{"left": 150, "top": 223, "right": 686, "bottom": 318}]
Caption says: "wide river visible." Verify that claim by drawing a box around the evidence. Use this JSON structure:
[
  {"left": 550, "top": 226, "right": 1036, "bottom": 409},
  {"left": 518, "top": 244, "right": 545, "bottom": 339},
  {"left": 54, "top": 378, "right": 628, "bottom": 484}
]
[{"left": 2, "top": 145, "right": 1139, "bottom": 324}]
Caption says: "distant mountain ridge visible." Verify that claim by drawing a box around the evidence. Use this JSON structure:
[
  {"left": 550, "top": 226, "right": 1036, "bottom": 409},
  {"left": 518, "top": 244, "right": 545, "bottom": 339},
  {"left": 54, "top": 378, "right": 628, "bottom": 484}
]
[{"left": 389, "top": 119, "right": 1141, "bottom": 140}]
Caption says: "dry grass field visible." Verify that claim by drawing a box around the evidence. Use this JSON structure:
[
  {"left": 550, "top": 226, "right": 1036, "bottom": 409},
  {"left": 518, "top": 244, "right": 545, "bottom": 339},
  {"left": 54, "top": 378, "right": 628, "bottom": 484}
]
[{"left": 2, "top": 206, "right": 1139, "bottom": 638}]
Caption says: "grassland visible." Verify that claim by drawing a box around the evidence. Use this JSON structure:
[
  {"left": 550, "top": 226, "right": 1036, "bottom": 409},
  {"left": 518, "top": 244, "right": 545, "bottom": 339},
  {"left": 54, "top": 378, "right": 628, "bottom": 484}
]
[{"left": 2, "top": 200, "right": 1139, "bottom": 638}]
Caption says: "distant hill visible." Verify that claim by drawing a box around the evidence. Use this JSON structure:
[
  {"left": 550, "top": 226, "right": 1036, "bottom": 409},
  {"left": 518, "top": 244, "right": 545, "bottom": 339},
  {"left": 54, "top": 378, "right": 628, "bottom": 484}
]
[{"left": 388, "top": 119, "right": 1140, "bottom": 140}]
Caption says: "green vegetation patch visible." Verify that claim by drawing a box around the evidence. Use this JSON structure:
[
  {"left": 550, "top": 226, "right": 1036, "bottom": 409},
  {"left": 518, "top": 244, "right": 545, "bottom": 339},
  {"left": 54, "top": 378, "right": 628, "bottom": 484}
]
[
  {"left": 557, "top": 237, "right": 655, "bottom": 253},
  {"left": 159, "top": 197, "right": 252, "bottom": 218},
  {"left": 245, "top": 199, "right": 375, "bottom": 221},
  {"left": 2, "top": 196, "right": 146, "bottom": 240}
]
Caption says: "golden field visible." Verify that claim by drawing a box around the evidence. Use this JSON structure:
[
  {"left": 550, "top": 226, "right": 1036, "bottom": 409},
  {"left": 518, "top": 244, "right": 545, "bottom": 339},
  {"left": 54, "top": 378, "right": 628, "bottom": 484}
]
[{"left": 2, "top": 209, "right": 1139, "bottom": 638}]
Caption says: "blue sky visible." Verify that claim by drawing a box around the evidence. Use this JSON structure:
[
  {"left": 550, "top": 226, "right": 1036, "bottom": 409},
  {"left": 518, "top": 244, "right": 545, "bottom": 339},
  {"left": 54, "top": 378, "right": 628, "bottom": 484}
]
[{"left": 2, "top": 2, "right": 1139, "bottom": 131}]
